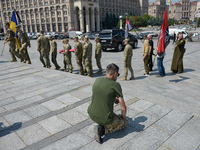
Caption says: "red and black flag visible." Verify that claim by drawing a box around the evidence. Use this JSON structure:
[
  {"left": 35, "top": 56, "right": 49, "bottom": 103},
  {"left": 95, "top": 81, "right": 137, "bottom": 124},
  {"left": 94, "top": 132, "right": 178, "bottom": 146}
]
[{"left": 157, "top": 8, "right": 170, "bottom": 55}]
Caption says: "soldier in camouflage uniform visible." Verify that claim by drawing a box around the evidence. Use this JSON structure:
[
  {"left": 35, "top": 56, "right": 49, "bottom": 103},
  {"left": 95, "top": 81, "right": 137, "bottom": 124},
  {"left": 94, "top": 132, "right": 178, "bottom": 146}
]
[
  {"left": 37, "top": 30, "right": 51, "bottom": 68},
  {"left": 73, "top": 36, "right": 84, "bottom": 75},
  {"left": 4, "top": 22, "right": 21, "bottom": 62},
  {"left": 81, "top": 34, "right": 86, "bottom": 46},
  {"left": 62, "top": 39, "right": 73, "bottom": 73},
  {"left": 83, "top": 36, "right": 93, "bottom": 77},
  {"left": 94, "top": 37, "right": 102, "bottom": 74},
  {"left": 16, "top": 25, "right": 31, "bottom": 64},
  {"left": 121, "top": 39, "right": 134, "bottom": 81},
  {"left": 49, "top": 36, "right": 60, "bottom": 70}
]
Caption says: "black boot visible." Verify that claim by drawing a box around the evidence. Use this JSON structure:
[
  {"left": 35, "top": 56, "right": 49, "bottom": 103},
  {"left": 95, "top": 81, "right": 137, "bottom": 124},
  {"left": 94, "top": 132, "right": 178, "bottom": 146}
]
[{"left": 94, "top": 125, "right": 105, "bottom": 144}]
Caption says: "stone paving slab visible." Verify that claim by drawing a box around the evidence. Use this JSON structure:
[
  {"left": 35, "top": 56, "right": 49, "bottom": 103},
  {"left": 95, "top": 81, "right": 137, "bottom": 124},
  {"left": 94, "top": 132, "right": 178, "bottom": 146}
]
[{"left": 0, "top": 40, "right": 200, "bottom": 150}]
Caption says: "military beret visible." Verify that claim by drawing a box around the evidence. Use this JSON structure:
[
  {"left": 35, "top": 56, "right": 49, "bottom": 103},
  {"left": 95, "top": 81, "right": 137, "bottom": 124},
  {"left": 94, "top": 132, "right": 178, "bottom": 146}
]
[
  {"left": 123, "top": 38, "right": 129, "bottom": 42},
  {"left": 5, "top": 22, "right": 10, "bottom": 26},
  {"left": 15, "top": 25, "right": 21, "bottom": 28},
  {"left": 48, "top": 36, "right": 52, "bottom": 39},
  {"left": 81, "top": 35, "right": 85, "bottom": 38},
  {"left": 73, "top": 36, "right": 78, "bottom": 40},
  {"left": 95, "top": 37, "right": 100, "bottom": 41},
  {"left": 62, "top": 39, "right": 69, "bottom": 42},
  {"left": 40, "top": 30, "right": 44, "bottom": 34},
  {"left": 84, "top": 36, "right": 89, "bottom": 40}
]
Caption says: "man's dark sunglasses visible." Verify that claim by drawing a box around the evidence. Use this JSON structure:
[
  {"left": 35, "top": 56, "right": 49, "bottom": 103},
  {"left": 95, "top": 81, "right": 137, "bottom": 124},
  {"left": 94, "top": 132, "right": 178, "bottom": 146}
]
[{"left": 118, "top": 73, "right": 120, "bottom": 77}]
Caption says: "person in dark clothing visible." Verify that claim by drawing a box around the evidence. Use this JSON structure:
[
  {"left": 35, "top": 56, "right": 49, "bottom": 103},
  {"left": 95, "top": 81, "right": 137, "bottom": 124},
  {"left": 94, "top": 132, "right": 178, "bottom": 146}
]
[
  {"left": 172, "top": 32, "right": 176, "bottom": 45},
  {"left": 147, "top": 34, "right": 154, "bottom": 71}
]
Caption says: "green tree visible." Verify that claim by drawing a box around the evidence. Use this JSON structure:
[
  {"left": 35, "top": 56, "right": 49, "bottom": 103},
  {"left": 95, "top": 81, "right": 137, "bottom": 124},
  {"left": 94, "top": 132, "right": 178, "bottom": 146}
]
[{"left": 197, "top": 18, "right": 200, "bottom": 27}]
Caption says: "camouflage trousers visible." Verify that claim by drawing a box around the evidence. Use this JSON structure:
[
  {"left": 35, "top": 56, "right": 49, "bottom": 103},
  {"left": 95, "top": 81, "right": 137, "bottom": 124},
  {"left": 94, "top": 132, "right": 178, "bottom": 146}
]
[
  {"left": 75, "top": 58, "right": 84, "bottom": 75},
  {"left": 40, "top": 51, "right": 50, "bottom": 68},
  {"left": 19, "top": 47, "right": 31, "bottom": 62},
  {"left": 63, "top": 55, "right": 73, "bottom": 72},
  {"left": 9, "top": 44, "right": 20, "bottom": 61},
  {"left": 103, "top": 114, "right": 127, "bottom": 135},
  {"left": 51, "top": 53, "right": 60, "bottom": 69},
  {"left": 144, "top": 55, "right": 149, "bottom": 74},
  {"left": 124, "top": 62, "right": 134, "bottom": 78},
  {"left": 95, "top": 56, "right": 102, "bottom": 72},
  {"left": 84, "top": 60, "right": 93, "bottom": 77}
]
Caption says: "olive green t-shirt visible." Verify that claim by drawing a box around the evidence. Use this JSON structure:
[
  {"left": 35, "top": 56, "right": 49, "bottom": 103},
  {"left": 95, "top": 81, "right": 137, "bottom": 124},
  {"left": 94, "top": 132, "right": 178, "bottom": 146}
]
[{"left": 87, "top": 77, "right": 123, "bottom": 125}]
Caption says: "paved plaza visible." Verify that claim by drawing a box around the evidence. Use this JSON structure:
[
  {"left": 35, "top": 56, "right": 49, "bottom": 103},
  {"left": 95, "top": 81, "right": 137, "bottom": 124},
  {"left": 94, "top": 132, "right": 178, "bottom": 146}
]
[{"left": 0, "top": 38, "right": 200, "bottom": 150}]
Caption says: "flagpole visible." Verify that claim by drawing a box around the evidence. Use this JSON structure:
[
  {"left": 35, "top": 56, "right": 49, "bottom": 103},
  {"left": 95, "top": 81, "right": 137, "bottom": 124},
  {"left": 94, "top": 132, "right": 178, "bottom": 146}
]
[{"left": 1, "top": 43, "right": 5, "bottom": 57}]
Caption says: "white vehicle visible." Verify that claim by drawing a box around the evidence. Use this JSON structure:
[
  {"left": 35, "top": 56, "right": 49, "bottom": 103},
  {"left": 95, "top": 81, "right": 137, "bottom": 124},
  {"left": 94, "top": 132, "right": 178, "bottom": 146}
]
[
  {"left": 69, "top": 31, "right": 83, "bottom": 39},
  {"left": 169, "top": 29, "right": 188, "bottom": 39}
]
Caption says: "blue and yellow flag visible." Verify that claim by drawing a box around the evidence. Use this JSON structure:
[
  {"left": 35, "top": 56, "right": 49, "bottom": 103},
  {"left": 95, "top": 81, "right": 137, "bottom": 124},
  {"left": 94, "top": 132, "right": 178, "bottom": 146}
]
[{"left": 10, "top": 11, "right": 20, "bottom": 49}]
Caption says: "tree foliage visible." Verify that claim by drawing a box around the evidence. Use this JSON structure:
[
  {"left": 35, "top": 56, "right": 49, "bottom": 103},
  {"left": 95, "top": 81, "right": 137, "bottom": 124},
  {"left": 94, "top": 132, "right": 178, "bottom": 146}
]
[
  {"left": 104, "top": 13, "right": 119, "bottom": 29},
  {"left": 197, "top": 18, "right": 200, "bottom": 27}
]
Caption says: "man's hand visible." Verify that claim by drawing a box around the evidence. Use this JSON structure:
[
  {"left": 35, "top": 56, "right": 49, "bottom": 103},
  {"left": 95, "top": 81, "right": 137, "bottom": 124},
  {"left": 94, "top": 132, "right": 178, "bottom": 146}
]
[
  {"left": 4, "top": 40, "right": 7, "bottom": 44},
  {"left": 118, "top": 97, "right": 127, "bottom": 121},
  {"left": 114, "top": 97, "right": 119, "bottom": 104}
]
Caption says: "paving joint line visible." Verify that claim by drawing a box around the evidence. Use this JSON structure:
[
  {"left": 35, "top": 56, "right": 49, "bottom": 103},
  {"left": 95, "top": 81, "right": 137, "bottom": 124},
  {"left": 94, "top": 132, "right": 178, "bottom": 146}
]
[
  {"left": 20, "top": 97, "right": 140, "bottom": 150},
  {"left": 156, "top": 115, "right": 194, "bottom": 150},
  {"left": 0, "top": 83, "right": 90, "bottom": 117}
]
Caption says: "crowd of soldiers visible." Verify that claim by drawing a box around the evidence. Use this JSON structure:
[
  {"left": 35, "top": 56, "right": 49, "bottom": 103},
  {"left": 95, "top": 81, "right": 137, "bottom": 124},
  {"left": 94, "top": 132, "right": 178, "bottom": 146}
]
[{"left": 4, "top": 22, "right": 103, "bottom": 78}]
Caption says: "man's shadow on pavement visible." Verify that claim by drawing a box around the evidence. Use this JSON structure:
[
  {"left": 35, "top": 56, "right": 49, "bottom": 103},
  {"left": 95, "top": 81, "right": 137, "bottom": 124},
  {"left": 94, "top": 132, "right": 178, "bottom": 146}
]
[
  {"left": 0, "top": 122, "right": 22, "bottom": 137},
  {"left": 169, "top": 76, "right": 190, "bottom": 83},
  {"left": 0, "top": 61, "right": 9, "bottom": 63},
  {"left": 103, "top": 116, "right": 147, "bottom": 143}
]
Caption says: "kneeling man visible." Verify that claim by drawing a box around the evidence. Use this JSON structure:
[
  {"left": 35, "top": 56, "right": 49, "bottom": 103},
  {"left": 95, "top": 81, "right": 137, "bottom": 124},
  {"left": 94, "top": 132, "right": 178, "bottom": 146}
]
[{"left": 88, "top": 63, "right": 127, "bottom": 143}]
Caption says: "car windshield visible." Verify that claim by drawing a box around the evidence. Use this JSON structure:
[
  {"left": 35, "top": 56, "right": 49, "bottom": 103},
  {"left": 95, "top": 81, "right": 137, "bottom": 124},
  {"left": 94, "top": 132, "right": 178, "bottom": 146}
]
[{"left": 99, "top": 33, "right": 111, "bottom": 39}]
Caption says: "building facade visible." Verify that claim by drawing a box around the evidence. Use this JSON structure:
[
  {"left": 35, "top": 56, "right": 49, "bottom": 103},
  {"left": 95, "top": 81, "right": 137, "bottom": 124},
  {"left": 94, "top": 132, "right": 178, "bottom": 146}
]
[
  {"left": 148, "top": 0, "right": 168, "bottom": 18},
  {"left": 195, "top": 0, "right": 200, "bottom": 18},
  {"left": 168, "top": 0, "right": 197, "bottom": 21},
  {"left": 0, "top": 0, "right": 148, "bottom": 34}
]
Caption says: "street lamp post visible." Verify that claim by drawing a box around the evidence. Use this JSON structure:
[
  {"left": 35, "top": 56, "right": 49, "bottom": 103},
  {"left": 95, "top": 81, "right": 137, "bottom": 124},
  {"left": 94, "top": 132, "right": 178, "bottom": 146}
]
[{"left": 119, "top": 15, "right": 123, "bottom": 29}]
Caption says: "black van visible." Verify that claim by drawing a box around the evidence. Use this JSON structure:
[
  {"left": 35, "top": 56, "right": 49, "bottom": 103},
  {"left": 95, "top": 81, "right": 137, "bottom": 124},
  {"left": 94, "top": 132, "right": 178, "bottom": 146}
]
[{"left": 99, "top": 29, "right": 138, "bottom": 51}]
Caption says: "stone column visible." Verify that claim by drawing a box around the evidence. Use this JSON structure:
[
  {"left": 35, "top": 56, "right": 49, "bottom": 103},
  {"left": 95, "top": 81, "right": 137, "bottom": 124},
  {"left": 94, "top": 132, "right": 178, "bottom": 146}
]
[
  {"left": 33, "top": 11, "right": 37, "bottom": 32},
  {"left": 85, "top": 8, "right": 90, "bottom": 33},
  {"left": 39, "top": 11, "right": 42, "bottom": 31},
  {"left": 55, "top": 9, "right": 58, "bottom": 32},
  {"left": 91, "top": 9, "right": 95, "bottom": 32},
  {"left": 0, "top": 1, "right": 5, "bottom": 34},
  {"left": 29, "top": 12, "right": 32, "bottom": 33},
  {"left": 97, "top": 10, "right": 100, "bottom": 31},
  {"left": 61, "top": 9, "right": 64, "bottom": 32},
  {"left": 67, "top": 2, "right": 75, "bottom": 31},
  {"left": 49, "top": 8, "right": 53, "bottom": 32},
  {"left": 79, "top": 10, "right": 84, "bottom": 32}
]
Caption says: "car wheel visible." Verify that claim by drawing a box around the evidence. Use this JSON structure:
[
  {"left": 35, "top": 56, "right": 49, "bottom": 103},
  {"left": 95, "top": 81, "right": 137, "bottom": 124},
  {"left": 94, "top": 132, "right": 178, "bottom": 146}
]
[
  {"left": 133, "top": 41, "right": 138, "bottom": 48},
  {"left": 103, "top": 48, "right": 107, "bottom": 51},
  {"left": 117, "top": 43, "right": 123, "bottom": 51}
]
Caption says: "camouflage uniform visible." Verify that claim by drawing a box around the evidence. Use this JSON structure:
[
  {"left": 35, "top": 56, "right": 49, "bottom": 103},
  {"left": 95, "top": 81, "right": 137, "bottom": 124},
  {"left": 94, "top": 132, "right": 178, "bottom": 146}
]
[
  {"left": 63, "top": 41, "right": 73, "bottom": 73},
  {"left": 17, "top": 30, "right": 31, "bottom": 63},
  {"left": 38, "top": 35, "right": 51, "bottom": 68},
  {"left": 83, "top": 40, "right": 93, "bottom": 77},
  {"left": 143, "top": 40, "right": 150, "bottom": 75},
  {"left": 74, "top": 39, "right": 84, "bottom": 75},
  {"left": 124, "top": 43, "right": 134, "bottom": 79},
  {"left": 5, "top": 29, "right": 20, "bottom": 61},
  {"left": 50, "top": 39, "right": 60, "bottom": 69},
  {"left": 95, "top": 38, "right": 102, "bottom": 74},
  {"left": 104, "top": 114, "right": 127, "bottom": 134}
]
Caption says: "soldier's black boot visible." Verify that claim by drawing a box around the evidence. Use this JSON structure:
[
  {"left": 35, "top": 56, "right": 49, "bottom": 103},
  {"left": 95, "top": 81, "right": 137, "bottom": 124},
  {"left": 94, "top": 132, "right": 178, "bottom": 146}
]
[{"left": 94, "top": 125, "right": 105, "bottom": 144}]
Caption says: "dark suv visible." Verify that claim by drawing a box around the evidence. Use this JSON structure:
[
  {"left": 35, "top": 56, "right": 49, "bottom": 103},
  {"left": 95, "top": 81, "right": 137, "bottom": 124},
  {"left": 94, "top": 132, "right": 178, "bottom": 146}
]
[{"left": 99, "top": 29, "right": 138, "bottom": 51}]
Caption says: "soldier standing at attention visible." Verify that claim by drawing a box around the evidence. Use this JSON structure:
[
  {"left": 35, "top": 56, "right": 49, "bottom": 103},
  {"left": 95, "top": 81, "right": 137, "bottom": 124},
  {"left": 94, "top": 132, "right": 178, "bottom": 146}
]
[
  {"left": 81, "top": 34, "right": 86, "bottom": 46},
  {"left": 94, "top": 37, "right": 102, "bottom": 74},
  {"left": 62, "top": 39, "right": 73, "bottom": 73},
  {"left": 37, "top": 30, "right": 51, "bottom": 68},
  {"left": 49, "top": 36, "right": 60, "bottom": 70},
  {"left": 143, "top": 40, "right": 150, "bottom": 76},
  {"left": 121, "top": 39, "right": 134, "bottom": 81},
  {"left": 4, "top": 22, "right": 21, "bottom": 62},
  {"left": 171, "top": 32, "right": 186, "bottom": 73},
  {"left": 83, "top": 36, "right": 93, "bottom": 77},
  {"left": 73, "top": 36, "right": 84, "bottom": 75},
  {"left": 16, "top": 25, "right": 31, "bottom": 64}
]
